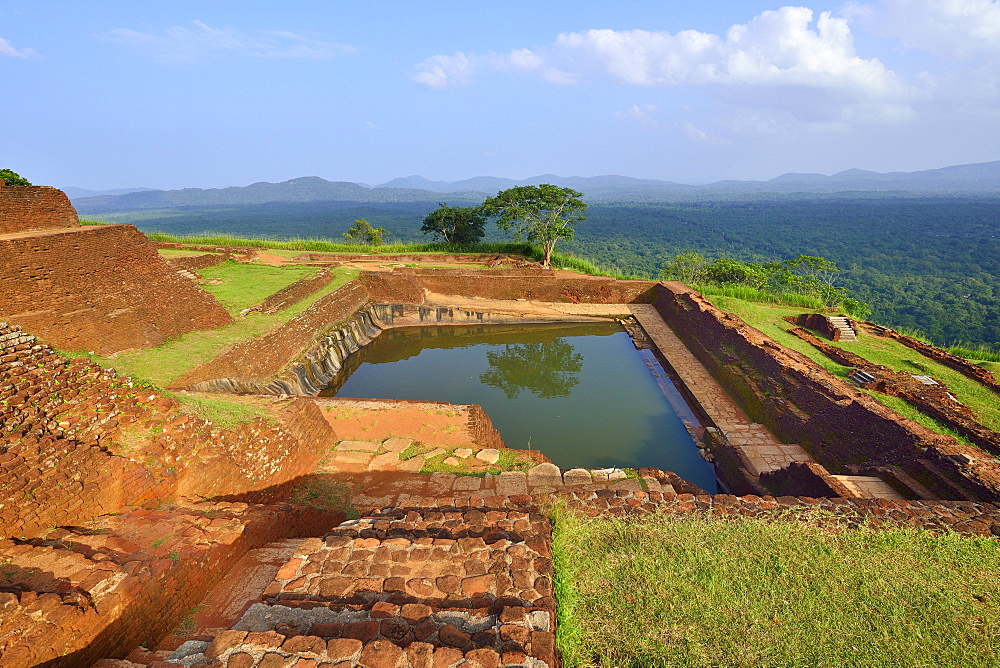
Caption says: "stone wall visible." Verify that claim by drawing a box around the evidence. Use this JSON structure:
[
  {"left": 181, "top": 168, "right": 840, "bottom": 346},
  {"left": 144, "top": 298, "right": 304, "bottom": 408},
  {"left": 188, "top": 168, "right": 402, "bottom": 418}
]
[
  {"left": 0, "top": 225, "right": 231, "bottom": 354},
  {"left": 174, "top": 280, "right": 372, "bottom": 390},
  {"left": 0, "top": 501, "right": 341, "bottom": 668},
  {"left": 164, "top": 252, "right": 233, "bottom": 272},
  {"left": 653, "top": 282, "right": 1000, "bottom": 501},
  {"left": 0, "top": 184, "right": 79, "bottom": 234},
  {"left": 0, "top": 322, "right": 338, "bottom": 538},
  {"left": 867, "top": 323, "right": 1000, "bottom": 395},
  {"left": 254, "top": 268, "right": 334, "bottom": 314},
  {"left": 759, "top": 462, "right": 857, "bottom": 498},
  {"left": 406, "top": 267, "right": 659, "bottom": 303}
]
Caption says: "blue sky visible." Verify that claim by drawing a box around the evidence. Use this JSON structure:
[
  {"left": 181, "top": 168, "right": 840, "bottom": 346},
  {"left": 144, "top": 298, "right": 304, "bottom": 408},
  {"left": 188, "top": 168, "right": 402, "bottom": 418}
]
[{"left": 2, "top": 0, "right": 999, "bottom": 190}]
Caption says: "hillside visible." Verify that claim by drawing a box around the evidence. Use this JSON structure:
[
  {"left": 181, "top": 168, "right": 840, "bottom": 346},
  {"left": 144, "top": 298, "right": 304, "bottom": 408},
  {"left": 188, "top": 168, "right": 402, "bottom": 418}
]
[
  {"left": 79, "top": 195, "right": 1000, "bottom": 347},
  {"left": 70, "top": 160, "right": 1000, "bottom": 213}
]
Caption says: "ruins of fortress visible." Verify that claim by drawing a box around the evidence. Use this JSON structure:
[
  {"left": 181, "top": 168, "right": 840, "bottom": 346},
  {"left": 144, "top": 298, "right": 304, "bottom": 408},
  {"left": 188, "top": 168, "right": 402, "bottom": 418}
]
[{"left": 1, "top": 182, "right": 999, "bottom": 667}]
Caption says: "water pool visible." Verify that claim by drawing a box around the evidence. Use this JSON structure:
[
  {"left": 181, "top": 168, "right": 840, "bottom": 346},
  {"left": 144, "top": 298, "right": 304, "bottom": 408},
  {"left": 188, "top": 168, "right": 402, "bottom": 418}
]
[{"left": 320, "top": 321, "right": 716, "bottom": 492}]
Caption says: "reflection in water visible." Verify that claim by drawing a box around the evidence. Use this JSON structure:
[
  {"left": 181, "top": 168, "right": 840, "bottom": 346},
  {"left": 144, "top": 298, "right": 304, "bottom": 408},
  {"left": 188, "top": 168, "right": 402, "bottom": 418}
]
[
  {"left": 480, "top": 341, "right": 584, "bottom": 399},
  {"left": 323, "top": 322, "right": 717, "bottom": 491}
]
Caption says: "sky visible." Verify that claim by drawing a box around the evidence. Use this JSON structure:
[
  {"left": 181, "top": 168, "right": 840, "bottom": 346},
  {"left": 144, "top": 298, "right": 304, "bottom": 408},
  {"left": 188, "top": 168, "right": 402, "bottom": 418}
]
[{"left": 2, "top": 0, "right": 999, "bottom": 190}]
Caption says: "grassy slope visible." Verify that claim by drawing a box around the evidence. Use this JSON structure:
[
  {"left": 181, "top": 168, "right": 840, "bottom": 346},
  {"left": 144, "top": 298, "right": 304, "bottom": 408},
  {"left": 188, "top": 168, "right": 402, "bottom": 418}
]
[
  {"left": 90, "top": 267, "right": 359, "bottom": 386},
  {"left": 710, "top": 296, "right": 1000, "bottom": 432},
  {"left": 553, "top": 509, "right": 1000, "bottom": 668},
  {"left": 196, "top": 260, "right": 315, "bottom": 315}
]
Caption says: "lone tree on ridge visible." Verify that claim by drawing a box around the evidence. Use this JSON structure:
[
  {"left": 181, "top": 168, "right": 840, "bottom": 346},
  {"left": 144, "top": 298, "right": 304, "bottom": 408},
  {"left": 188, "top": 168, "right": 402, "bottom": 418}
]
[
  {"left": 0, "top": 169, "right": 31, "bottom": 186},
  {"left": 479, "top": 184, "right": 587, "bottom": 268},
  {"left": 420, "top": 204, "right": 487, "bottom": 245},
  {"left": 342, "top": 218, "right": 388, "bottom": 246}
]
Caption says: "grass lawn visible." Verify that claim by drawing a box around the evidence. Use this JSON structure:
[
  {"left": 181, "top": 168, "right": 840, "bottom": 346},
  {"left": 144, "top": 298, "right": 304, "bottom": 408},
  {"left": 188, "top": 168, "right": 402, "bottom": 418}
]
[
  {"left": 553, "top": 509, "right": 1000, "bottom": 668},
  {"left": 156, "top": 248, "right": 215, "bottom": 258},
  {"left": 710, "top": 296, "right": 1000, "bottom": 432},
  {"left": 196, "top": 260, "right": 316, "bottom": 315},
  {"left": 86, "top": 267, "right": 359, "bottom": 386}
]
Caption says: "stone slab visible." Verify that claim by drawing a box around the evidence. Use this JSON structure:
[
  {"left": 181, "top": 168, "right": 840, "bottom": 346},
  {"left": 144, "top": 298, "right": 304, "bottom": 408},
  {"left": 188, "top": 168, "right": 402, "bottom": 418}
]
[
  {"left": 337, "top": 440, "right": 380, "bottom": 452},
  {"left": 475, "top": 448, "right": 500, "bottom": 464},
  {"left": 381, "top": 438, "right": 414, "bottom": 452}
]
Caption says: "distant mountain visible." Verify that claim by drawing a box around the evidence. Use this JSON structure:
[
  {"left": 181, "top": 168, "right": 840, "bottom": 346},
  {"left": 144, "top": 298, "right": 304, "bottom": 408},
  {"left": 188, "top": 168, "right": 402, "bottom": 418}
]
[
  {"left": 63, "top": 186, "right": 156, "bottom": 199},
  {"left": 755, "top": 161, "right": 1000, "bottom": 193},
  {"left": 73, "top": 176, "right": 482, "bottom": 214},
  {"left": 75, "top": 161, "right": 1000, "bottom": 215},
  {"left": 376, "top": 161, "right": 1000, "bottom": 199}
]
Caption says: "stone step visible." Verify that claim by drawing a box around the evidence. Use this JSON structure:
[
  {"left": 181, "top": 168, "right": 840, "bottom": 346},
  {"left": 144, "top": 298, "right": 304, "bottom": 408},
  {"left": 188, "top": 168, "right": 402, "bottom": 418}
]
[{"left": 171, "top": 501, "right": 559, "bottom": 667}]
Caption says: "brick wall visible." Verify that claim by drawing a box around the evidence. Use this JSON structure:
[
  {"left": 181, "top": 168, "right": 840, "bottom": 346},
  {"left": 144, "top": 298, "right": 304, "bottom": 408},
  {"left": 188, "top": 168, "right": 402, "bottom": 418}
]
[
  {"left": 0, "top": 184, "right": 79, "bottom": 235},
  {"left": 0, "top": 225, "right": 231, "bottom": 354},
  {"left": 0, "top": 322, "right": 339, "bottom": 539},
  {"left": 175, "top": 280, "right": 372, "bottom": 389},
  {"left": 164, "top": 252, "right": 233, "bottom": 272},
  {"left": 654, "top": 282, "right": 1000, "bottom": 501},
  {"left": 255, "top": 268, "right": 334, "bottom": 314},
  {"left": 406, "top": 268, "right": 659, "bottom": 303},
  {"left": 0, "top": 502, "right": 342, "bottom": 668}
]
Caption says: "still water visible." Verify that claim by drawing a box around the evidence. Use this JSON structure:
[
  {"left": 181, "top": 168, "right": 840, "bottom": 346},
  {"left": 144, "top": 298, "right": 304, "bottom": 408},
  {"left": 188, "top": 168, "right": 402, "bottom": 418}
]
[{"left": 321, "top": 322, "right": 716, "bottom": 492}]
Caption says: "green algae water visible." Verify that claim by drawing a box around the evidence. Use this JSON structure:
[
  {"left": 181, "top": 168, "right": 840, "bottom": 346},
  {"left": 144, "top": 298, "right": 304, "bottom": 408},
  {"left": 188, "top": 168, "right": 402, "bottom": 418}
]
[{"left": 321, "top": 322, "right": 717, "bottom": 492}]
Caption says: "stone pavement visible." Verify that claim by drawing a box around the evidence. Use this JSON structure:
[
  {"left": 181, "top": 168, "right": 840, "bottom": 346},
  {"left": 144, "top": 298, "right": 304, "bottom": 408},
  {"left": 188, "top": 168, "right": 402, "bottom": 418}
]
[
  {"left": 628, "top": 303, "right": 814, "bottom": 476},
  {"left": 832, "top": 475, "right": 906, "bottom": 500}
]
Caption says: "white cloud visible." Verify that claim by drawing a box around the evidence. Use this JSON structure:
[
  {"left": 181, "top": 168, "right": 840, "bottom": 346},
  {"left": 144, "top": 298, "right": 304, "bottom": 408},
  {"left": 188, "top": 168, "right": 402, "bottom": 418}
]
[
  {"left": 615, "top": 104, "right": 659, "bottom": 127},
  {"left": 107, "top": 20, "right": 355, "bottom": 63},
  {"left": 413, "top": 7, "right": 912, "bottom": 123},
  {"left": 845, "top": 0, "right": 1000, "bottom": 59},
  {"left": 413, "top": 48, "right": 574, "bottom": 88},
  {"left": 0, "top": 37, "right": 36, "bottom": 58}
]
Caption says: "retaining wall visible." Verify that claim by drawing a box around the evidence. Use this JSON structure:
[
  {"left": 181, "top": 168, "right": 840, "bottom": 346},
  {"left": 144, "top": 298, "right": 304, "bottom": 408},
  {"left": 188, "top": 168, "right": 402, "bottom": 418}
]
[
  {"left": 174, "top": 280, "right": 373, "bottom": 390},
  {"left": 653, "top": 282, "right": 1000, "bottom": 501},
  {"left": 0, "top": 184, "right": 78, "bottom": 235},
  {"left": 0, "top": 225, "right": 231, "bottom": 354},
  {"left": 0, "top": 502, "right": 341, "bottom": 668},
  {"left": 0, "top": 322, "right": 337, "bottom": 538}
]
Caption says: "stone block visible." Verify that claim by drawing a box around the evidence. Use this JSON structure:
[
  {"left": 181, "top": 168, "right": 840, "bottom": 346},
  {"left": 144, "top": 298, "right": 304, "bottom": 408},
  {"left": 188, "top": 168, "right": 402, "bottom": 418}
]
[
  {"left": 381, "top": 438, "right": 413, "bottom": 452},
  {"left": 338, "top": 440, "right": 379, "bottom": 452},
  {"left": 443, "top": 457, "right": 461, "bottom": 467},
  {"left": 526, "top": 463, "right": 562, "bottom": 488},
  {"left": 475, "top": 448, "right": 500, "bottom": 464},
  {"left": 452, "top": 477, "right": 482, "bottom": 491},
  {"left": 562, "top": 468, "right": 592, "bottom": 485},
  {"left": 367, "top": 452, "right": 405, "bottom": 471},
  {"left": 496, "top": 471, "right": 528, "bottom": 496},
  {"left": 454, "top": 448, "right": 473, "bottom": 458},
  {"left": 396, "top": 455, "right": 425, "bottom": 472}
]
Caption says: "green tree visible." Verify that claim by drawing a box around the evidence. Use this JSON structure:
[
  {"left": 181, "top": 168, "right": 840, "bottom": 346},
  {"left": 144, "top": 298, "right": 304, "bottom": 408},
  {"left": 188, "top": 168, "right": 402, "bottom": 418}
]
[
  {"left": 420, "top": 204, "right": 486, "bottom": 244},
  {"left": 0, "top": 169, "right": 31, "bottom": 186},
  {"left": 660, "top": 252, "right": 707, "bottom": 285},
  {"left": 479, "top": 184, "right": 587, "bottom": 267},
  {"left": 479, "top": 340, "right": 584, "bottom": 399},
  {"left": 342, "top": 218, "right": 388, "bottom": 246}
]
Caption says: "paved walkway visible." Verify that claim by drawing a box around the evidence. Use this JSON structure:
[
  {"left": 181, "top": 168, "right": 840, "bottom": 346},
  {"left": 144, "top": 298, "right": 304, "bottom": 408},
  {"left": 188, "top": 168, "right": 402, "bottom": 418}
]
[{"left": 628, "top": 303, "right": 814, "bottom": 475}]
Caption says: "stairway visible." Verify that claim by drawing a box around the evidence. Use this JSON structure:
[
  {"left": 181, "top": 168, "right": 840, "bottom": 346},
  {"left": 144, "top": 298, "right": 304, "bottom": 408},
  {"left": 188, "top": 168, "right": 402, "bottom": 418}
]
[
  {"left": 164, "top": 499, "right": 558, "bottom": 667},
  {"left": 827, "top": 316, "right": 857, "bottom": 342}
]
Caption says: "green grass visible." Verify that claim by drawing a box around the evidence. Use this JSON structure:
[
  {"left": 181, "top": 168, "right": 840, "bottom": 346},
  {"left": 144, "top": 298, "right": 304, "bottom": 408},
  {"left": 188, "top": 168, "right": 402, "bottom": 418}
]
[
  {"left": 289, "top": 477, "right": 358, "bottom": 519},
  {"left": 196, "top": 260, "right": 315, "bottom": 315},
  {"left": 156, "top": 248, "right": 214, "bottom": 258},
  {"left": 711, "top": 295, "right": 1000, "bottom": 431},
  {"left": 552, "top": 508, "right": 1000, "bottom": 668},
  {"left": 85, "top": 267, "right": 359, "bottom": 386},
  {"left": 864, "top": 391, "right": 977, "bottom": 447},
  {"left": 947, "top": 344, "right": 1000, "bottom": 364},
  {"left": 143, "top": 232, "right": 638, "bottom": 278},
  {"left": 165, "top": 391, "right": 272, "bottom": 429},
  {"left": 145, "top": 232, "right": 535, "bottom": 256},
  {"left": 707, "top": 297, "right": 852, "bottom": 378}
]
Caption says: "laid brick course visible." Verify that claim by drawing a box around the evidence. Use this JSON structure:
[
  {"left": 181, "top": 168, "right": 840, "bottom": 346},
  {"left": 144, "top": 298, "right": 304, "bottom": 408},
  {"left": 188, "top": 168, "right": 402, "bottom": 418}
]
[
  {"left": 0, "top": 184, "right": 78, "bottom": 234},
  {"left": 0, "top": 225, "right": 231, "bottom": 354},
  {"left": 653, "top": 282, "right": 1000, "bottom": 501}
]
